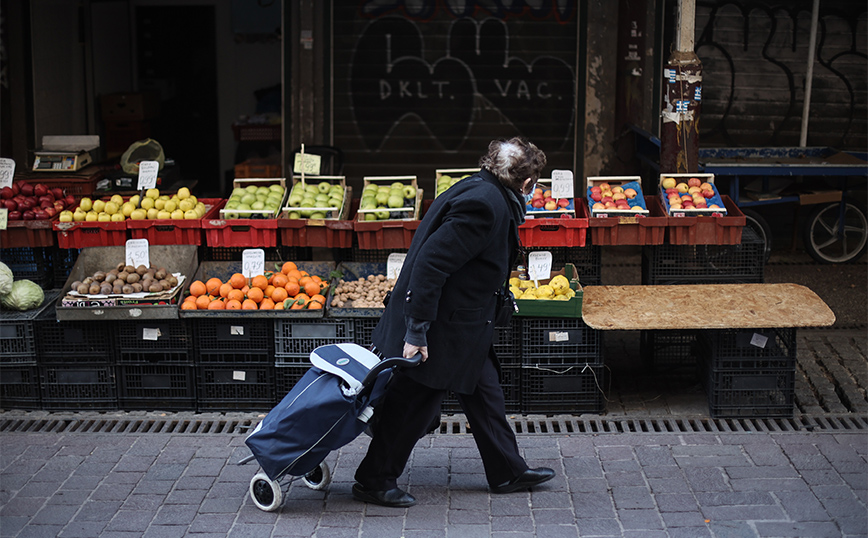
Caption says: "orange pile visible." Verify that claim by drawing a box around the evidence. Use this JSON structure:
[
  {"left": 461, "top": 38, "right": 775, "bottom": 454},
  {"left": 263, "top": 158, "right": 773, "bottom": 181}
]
[{"left": 182, "top": 261, "right": 329, "bottom": 311}]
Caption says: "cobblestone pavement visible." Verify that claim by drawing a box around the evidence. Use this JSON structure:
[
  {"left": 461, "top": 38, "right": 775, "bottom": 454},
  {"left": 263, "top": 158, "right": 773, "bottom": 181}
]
[{"left": 0, "top": 426, "right": 866, "bottom": 538}]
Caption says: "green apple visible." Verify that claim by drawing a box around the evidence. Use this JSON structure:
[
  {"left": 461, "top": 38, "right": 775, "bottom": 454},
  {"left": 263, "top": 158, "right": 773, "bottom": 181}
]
[
  {"left": 288, "top": 194, "right": 304, "bottom": 207},
  {"left": 387, "top": 195, "right": 404, "bottom": 208},
  {"left": 241, "top": 193, "right": 257, "bottom": 206},
  {"left": 236, "top": 203, "right": 252, "bottom": 218},
  {"left": 245, "top": 185, "right": 258, "bottom": 194},
  {"left": 364, "top": 212, "right": 377, "bottom": 221},
  {"left": 360, "top": 197, "right": 377, "bottom": 209},
  {"left": 232, "top": 187, "right": 247, "bottom": 198},
  {"left": 269, "top": 184, "right": 284, "bottom": 193},
  {"left": 251, "top": 200, "right": 266, "bottom": 211},
  {"left": 375, "top": 191, "right": 390, "bottom": 205},
  {"left": 305, "top": 184, "right": 319, "bottom": 195},
  {"left": 390, "top": 182, "right": 404, "bottom": 190},
  {"left": 375, "top": 209, "right": 390, "bottom": 220},
  {"left": 310, "top": 211, "right": 326, "bottom": 219},
  {"left": 317, "top": 181, "right": 331, "bottom": 193},
  {"left": 403, "top": 185, "right": 416, "bottom": 199},
  {"left": 328, "top": 197, "right": 342, "bottom": 208},
  {"left": 287, "top": 211, "right": 301, "bottom": 219}
]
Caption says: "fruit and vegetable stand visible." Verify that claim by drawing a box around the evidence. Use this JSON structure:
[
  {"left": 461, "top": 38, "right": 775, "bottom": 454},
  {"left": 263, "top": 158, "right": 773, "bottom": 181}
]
[{"left": 1, "top": 170, "right": 814, "bottom": 417}]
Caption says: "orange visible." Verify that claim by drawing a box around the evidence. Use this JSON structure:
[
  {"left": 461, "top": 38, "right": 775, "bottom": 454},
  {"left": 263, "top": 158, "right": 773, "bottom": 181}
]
[
  {"left": 241, "top": 299, "right": 258, "bottom": 310},
  {"left": 207, "top": 298, "right": 225, "bottom": 310},
  {"left": 281, "top": 261, "right": 297, "bottom": 274},
  {"left": 241, "top": 285, "right": 250, "bottom": 295},
  {"left": 219, "top": 283, "right": 233, "bottom": 298},
  {"left": 251, "top": 274, "right": 268, "bottom": 291},
  {"left": 307, "top": 300, "right": 323, "bottom": 310},
  {"left": 299, "top": 270, "right": 309, "bottom": 277},
  {"left": 183, "top": 294, "right": 197, "bottom": 303},
  {"left": 284, "top": 281, "right": 300, "bottom": 297},
  {"left": 303, "top": 280, "right": 321, "bottom": 297},
  {"left": 181, "top": 301, "right": 197, "bottom": 310},
  {"left": 205, "top": 277, "right": 223, "bottom": 296},
  {"left": 229, "top": 273, "right": 247, "bottom": 289},
  {"left": 270, "top": 287, "right": 288, "bottom": 304},
  {"left": 227, "top": 289, "right": 244, "bottom": 303},
  {"left": 310, "top": 275, "right": 322, "bottom": 284},
  {"left": 310, "top": 293, "right": 326, "bottom": 306},
  {"left": 259, "top": 298, "right": 275, "bottom": 310},
  {"left": 225, "top": 299, "right": 242, "bottom": 310},
  {"left": 189, "top": 280, "right": 207, "bottom": 297},
  {"left": 294, "top": 293, "right": 310, "bottom": 303},
  {"left": 272, "top": 300, "right": 284, "bottom": 310},
  {"left": 286, "top": 269, "right": 302, "bottom": 281},
  {"left": 271, "top": 273, "right": 288, "bottom": 289},
  {"left": 247, "top": 287, "right": 264, "bottom": 303},
  {"left": 298, "top": 275, "right": 312, "bottom": 288},
  {"left": 195, "top": 295, "right": 212, "bottom": 310},
  {"left": 290, "top": 298, "right": 305, "bottom": 310},
  {"left": 264, "top": 285, "right": 276, "bottom": 298}
]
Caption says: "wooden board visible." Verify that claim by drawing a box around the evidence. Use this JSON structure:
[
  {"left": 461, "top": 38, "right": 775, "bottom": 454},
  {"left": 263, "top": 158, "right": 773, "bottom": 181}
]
[{"left": 582, "top": 283, "right": 835, "bottom": 330}]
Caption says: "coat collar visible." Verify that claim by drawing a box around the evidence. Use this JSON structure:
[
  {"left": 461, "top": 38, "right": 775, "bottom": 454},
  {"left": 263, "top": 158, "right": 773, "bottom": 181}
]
[{"left": 478, "top": 168, "right": 526, "bottom": 225}]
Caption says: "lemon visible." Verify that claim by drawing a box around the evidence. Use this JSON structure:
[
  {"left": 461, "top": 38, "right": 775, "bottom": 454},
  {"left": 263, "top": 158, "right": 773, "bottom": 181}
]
[
  {"left": 550, "top": 275, "right": 570, "bottom": 295},
  {"left": 508, "top": 277, "right": 521, "bottom": 287},
  {"left": 553, "top": 294, "right": 570, "bottom": 301},
  {"left": 509, "top": 285, "right": 522, "bottom": 297},
  {"left": 536, "top": 285, "right": 555, "bottom": 299},
  {"left": 521, "top": 289, "right": 538, "bottom": 299},
  {"left": 519, "top": 280, "right": 535, "bottom": 289}
]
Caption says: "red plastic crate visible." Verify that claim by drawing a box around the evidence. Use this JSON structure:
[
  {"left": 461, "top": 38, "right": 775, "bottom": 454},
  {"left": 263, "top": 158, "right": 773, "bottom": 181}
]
[
  {"left": 54, "top": 219, "right": 128, "bottom": 249},
  {"left": 278, "top": 218, "right": 354, "bottom": 248},
  {"left": 127, "top": 199, "right": 223, "bottom": 245},
  {"left": 202, "top": 216, "right": 279, "bottom": 248},
  {"left": 588, "top": 196, "right": 667, "bottom": 245},
  {"left": 0, "top": 219, "right": 55, "bottom": 248},
  {"left": 519, "top": 201, "right": 589, "bottom": 247},
  {"left": 354, "top": 219, "right": 420, "bottom": 250},
  {"left": 665, "top": 195, "right": 746, "bottom": 245}
]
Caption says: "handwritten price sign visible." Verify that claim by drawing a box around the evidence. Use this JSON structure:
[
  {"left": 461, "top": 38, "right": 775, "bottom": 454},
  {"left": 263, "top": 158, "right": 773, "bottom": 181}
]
[
  {"left": 137, "top": 161, "right": 159, "bottom": 190},
  {"left": 0, "top": 159, "right": 15, "bottom": 189},
  {"left": 550, "top": 169, "right": 574, "bottom": 200},
  {"left": 386, "top": 253, "right": 406, "bottom": 280},
  {"left": 527, "top": 251, "right": 552, "bottom": 282},
  {"left": 293, "top": 153, "right": 321, "bottom": 176},
  {"left": 125, "top": 239, "right": 150, "bottom": 268},
  {"left": 242, "top": 249, "right": 265, "bottom": 278}
]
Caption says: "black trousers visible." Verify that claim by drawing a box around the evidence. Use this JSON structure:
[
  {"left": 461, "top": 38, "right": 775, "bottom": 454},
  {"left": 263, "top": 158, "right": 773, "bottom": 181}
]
[{"left": 355, "top": 352, "right": 528, "bottom": 490}]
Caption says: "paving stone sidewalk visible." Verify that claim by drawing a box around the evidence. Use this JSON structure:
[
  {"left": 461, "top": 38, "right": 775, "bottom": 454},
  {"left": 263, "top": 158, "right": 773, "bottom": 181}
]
[{"left": 1, "top": 428, "right": 866, "bottom": 538}]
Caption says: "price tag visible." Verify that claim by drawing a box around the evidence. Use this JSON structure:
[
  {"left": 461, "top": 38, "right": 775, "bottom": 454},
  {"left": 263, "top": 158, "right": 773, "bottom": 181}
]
[
  {"left": 233, "top": 370, "right": 247, "bottom": 381},
  {"left": 527, "top": 251, "right": 552, "bottom": 282},
  {"left": 0, "top": 158, "right": 15, "bottom": 189},
  {"left": 551, "top": 169, "right": 574, "bottom": 199},
  {"left": 750, "top": 332, "right": 769, "bottom": 349},
  {"left": 242, "top": 249, "right": 265, "bottom": 278},
  {"left": 293, "top": 153, "right": 322, "bottom": 176},
  {"left": 0, "top": 208, "right": 7, "bottom": 231},
  {"left": 125, "top": 239, "right": 150, "bottom": 268},
  {"left": 386, "top": 252, "right": 406, "bottom": 280},
  {"left": 137, "top": 161, "right": 159, "bottom": 190},
  {"left": 142, "top": 328, "right": 161, "bottom": 341}
]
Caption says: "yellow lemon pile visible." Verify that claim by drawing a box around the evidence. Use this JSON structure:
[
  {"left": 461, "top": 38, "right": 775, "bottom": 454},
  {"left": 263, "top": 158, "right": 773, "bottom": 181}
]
[{"left": 508, "top": 275, "right": 576, "bottom": 301}]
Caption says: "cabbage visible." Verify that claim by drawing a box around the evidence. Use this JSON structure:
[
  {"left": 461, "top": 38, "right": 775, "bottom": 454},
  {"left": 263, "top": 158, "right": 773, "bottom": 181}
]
[
  {"left": 0, "top": 279, "right": 45, "bottom": 311},
  {"left": 0, "top": 262, "right": 12, "bottom": 296}
]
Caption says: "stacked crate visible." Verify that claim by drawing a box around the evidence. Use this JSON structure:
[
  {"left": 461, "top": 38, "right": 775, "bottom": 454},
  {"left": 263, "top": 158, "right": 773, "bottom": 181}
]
[
  {"left": 697, "top": 328, "right": 797, "bottom": 418},
  {"left": 115, "top": 320, "right": 196, "bottom": 411},
  {"left": 192, "top": 318, "right": 275, "bottom": 411}
]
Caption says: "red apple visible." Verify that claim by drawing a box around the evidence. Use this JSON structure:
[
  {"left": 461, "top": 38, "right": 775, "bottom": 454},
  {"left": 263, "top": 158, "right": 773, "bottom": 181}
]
[
  {"left": 33, "top": 209, "right": 49, "bottom": 220},
  {"left": 702, "top": 189, "right": 715, "bottom": 198},
  {"left": 590, "top": 192, "right": 602, "bottom": 202},
  {"left": 624, "top": 188, "right": 638, "bottom": 199},
  {"left": 557, "top": 198, "right": 570, "bottom": 208},
  {"left": 22, "top": 210, "right": 35, "bottom": 220},
  {"left": 8, "top": 210, "right": 21, "bottom": 220},
  {"left": 10, "top": 183, "right": 20, "bottom": 196},
  {"left": 665, "top": 188, "right": 678, "bottom": 195},
  {"left": 544, "top": 200, "right": 557, "bottom": 211},
  {"left": 560, "top": 213, "right": 573, "bottom": 218},
  {"left": 688, "top": 177, "right": 702, "bottom": 188},
  {"left": 601, "top": 195, "right": 613, "bottom": 204},
  {"left": 34, "top": 183, "right": 48, "bottom": 197},
  {"left": 40, "top": 200, "right": 53, "bottom": 209},
  {"left": 0, "top": 186, "right": 12, "bottom": 199},
  {"left": 64, "top": 194, "right": 76, "bottom": 207},
  {"left": 51, "top": 187, "right": 64, "bottom": 200},
  {"left": 54, "top": 200, "right": 66, "bottom": 211},
  {"left": 592, "top": 202, "right": 605, "bottom": 210},
  {"left": 531, "top": 198, "right": 545, "bottom": 208},
  {"left": 590, "top": 186, "right": 602, "bottom": 194},
  {"left": 19, "top": 182, "right": 34, "bottom": 196},
  {"left": 3, "top": 199, "right": 17, "bottom": 211},
  {"left": 39, "top": 195, "right": 54, "bottom": 205}
]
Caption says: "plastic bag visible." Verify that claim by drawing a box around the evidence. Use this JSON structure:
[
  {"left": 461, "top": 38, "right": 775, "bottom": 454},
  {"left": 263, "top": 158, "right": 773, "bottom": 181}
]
[{"left": 120, "top": 138, "right": 165, "bottom": 175}]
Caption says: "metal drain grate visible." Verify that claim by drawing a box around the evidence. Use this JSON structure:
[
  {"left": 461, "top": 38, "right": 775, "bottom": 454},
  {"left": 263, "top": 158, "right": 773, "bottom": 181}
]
[{"left": 1, "top": 413, "right": 866, "bottom": 436}]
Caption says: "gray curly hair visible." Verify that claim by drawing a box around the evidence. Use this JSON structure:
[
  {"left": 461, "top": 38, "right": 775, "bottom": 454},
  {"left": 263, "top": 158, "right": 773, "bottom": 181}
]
[{"left": 479, "top": 137, "right": 547, "bottom": 193}]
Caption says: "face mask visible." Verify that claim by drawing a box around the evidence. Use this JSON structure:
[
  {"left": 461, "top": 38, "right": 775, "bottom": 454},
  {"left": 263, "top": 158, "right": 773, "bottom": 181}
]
[{"left": 523, "top": 191, "right": 533, "bottom": 205}]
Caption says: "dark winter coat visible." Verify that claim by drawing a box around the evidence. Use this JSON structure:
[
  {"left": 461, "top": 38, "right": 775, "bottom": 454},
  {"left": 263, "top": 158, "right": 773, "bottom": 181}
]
[{"left": 371, "top": 169, "right": 523, "bottom": 394}]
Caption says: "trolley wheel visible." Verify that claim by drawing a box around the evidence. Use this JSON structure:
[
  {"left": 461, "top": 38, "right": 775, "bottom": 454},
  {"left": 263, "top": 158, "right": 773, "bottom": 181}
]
[
  {"left": 803, "top": 201, "right": 868, "bottom": 264},
  {"left": 742, "top": 209, "right": 773, "bottom": 262},
  {"left": 250, "top": 472, "right": 282, "bottom": 512},
  {"left": 301, "top": 461, "right": 331, "bottom": 490}
]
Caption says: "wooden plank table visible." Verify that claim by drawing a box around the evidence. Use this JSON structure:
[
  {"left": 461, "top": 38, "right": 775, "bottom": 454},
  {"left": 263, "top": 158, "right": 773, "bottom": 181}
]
[{"left": 581, "top": 283, "right": 835, "bottom": 331}]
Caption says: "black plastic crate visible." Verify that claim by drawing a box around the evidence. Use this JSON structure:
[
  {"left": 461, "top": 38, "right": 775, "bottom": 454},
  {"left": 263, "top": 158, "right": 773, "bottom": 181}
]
[
  {"left": 40, "top": 363, "right": 117, "bottom": 410},
  {"left": 524, "top": 246, "right": 602, "bottom": 285},
  {"left": 0, "top": 247, "right": 53, "bottom": 290},
  {"left": 642, "top": 226, "right": 765, "bottom": 285},
  {"left": 699, "top": 363, "right": 795, "bottom": 419},
  {"left": 117, "top": 364, "right": 196, "bottom": 411},
  {"left": 493, "top": 317, "right": 522, "bottom": 364},
  {"left": 640, "top": 330, "right": 699, "bottom": 373},
  {"left": 698, "top": 328, "right": 796, "bottom": 370},
  {"left": 274, "top": 318, "right": 354, "bottom": 363},
  {"left": 36, "top": 319, "right": 116, "bottom": 363},
  {"left": 274, "top": 364, "right": 309, "bottom": 403},
  {"left": 347, "top": 245, "right": 408, "bottom": 263},
  {"left": 194, "top": 350, "right": 273, "bottom": 365},
  {"left": 353, "top": 318, "right": 379, "bottom": 348},
  {"left": 116, "top": 320, "right": 192, "bottom": 354},
  {"left": 0, "top": 289, "right": 60, "bottom": 362},
  {"left": 201, "top": 246, "right": 310, "bottom": 262},
  {"left": 0, "top": 365, "right": 41, "bottom": 409},
  {"left": 521, "top": 364, "right": 607, "bottom": 415},
  {"left": 196, "top": 363, "right": 274, "bottom": 411},
  {"left": 118, "top": 351, "right": 192, "bottom": 365},
  {"left": 192, "top": 318, "right": 274, "bottom": 354},
  {"left": 441, "top": 365, "right": 521, "bottom": 414},
  {"left": 521, "top": 317, "right": 603, "bottom": 364},
  {"left": 52, "top": 248, "right": 80, "bottom": 288}
]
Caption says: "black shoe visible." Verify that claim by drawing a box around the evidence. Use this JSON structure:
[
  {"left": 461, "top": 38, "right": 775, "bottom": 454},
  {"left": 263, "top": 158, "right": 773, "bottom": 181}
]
[
  {"left": 490, "top": 467, "right": 555, "bottom": 494},
  {"left": 352, "top": 483, "right": 416, "bottom": 507}
]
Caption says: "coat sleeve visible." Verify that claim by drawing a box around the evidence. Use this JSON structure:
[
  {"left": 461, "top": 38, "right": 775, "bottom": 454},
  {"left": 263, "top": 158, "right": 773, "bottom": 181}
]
[{"left": 403, "top": 193, "right": 499, "bottom": 322}]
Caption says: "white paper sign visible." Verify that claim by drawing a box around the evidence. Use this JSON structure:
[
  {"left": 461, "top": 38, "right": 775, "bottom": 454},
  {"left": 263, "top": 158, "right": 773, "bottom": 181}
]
[
  {"left": 0, "top": 158, "right": 15, "bottom": 189},
  {"left": 0, "top": 208, "right": 7, "bottom": 231},
  {"left": 293, "top": 153, "right": 322, "bottom": 176},
  {"left": 125, "top": 239, "right": 150, "bottom": 268},
  {"left": 386, "top": 252, "right": 406, "bottom": 280},
  {"left": 527, "top": 251, "right": 552, "bottom": 282},
  {"left": 137, "top": 161, "right": 159, "bottom": 189},
  {"left": 551, "top": 170, "right": 574, "bottom": 199},
  {"left": 233, "top": 371, "right": 247, "bottom": 381},
  {"left": 242, "top": 249, "right": 265, "bottom": 278},
  {"left": 142, "top": 328, "right": 161, "bottom": 341}
]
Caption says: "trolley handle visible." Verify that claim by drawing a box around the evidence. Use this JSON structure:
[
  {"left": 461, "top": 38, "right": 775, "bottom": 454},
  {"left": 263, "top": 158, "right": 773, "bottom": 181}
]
[{"left": 361, "top": 352, "right": 423, "bottom": 388}]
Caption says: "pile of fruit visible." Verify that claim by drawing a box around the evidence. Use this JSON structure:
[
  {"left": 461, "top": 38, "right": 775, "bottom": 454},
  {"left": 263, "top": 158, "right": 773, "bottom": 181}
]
[
  {"left": 183, "top": 262, "right": 328, "bottom": 310},
  {"left": 435, "top": 174, "right": 469, "bottom": 198},
  {"left": 358, "top": 181, "right": 418, "bottom": 221},
  {"left": 660, "top": 176, "right": 723, "bottom": 211},
  {"left": 223, "top": 183, "right": 286, "bottom": 219},
  {"left": 527, "top": 185, "right": 575, "bottom": 216},
  {"left": 508, "top": 275, "right": 576, "bottom": 301},
  {"left": 59, "top": 187, "right": 207, "bottom": 222},
  {"left": 1, "top": 180, "right": 77, "bottom": 220},
  {"left": 330, "top": 274, "right": 395, "bottom": 308},
  {"left": 69, "top": 262, "right": 179, "bottom": 295},
  {"left": 285, "top": 181, "right": 346, "bottom": 219},
  {"left": 588, "top": 182, "right": 645, "bottom": 212}
]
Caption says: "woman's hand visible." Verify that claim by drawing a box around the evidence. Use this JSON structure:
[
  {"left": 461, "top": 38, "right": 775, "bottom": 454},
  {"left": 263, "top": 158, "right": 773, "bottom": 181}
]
[{"left": 403, "top": 342, "right": 428, "bottom": 362}]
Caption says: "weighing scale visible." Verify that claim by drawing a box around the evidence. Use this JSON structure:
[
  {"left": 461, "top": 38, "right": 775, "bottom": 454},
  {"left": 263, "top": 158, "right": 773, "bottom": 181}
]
[{"left": 32, "top": 135, "right": 100, "bottom": 172}]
